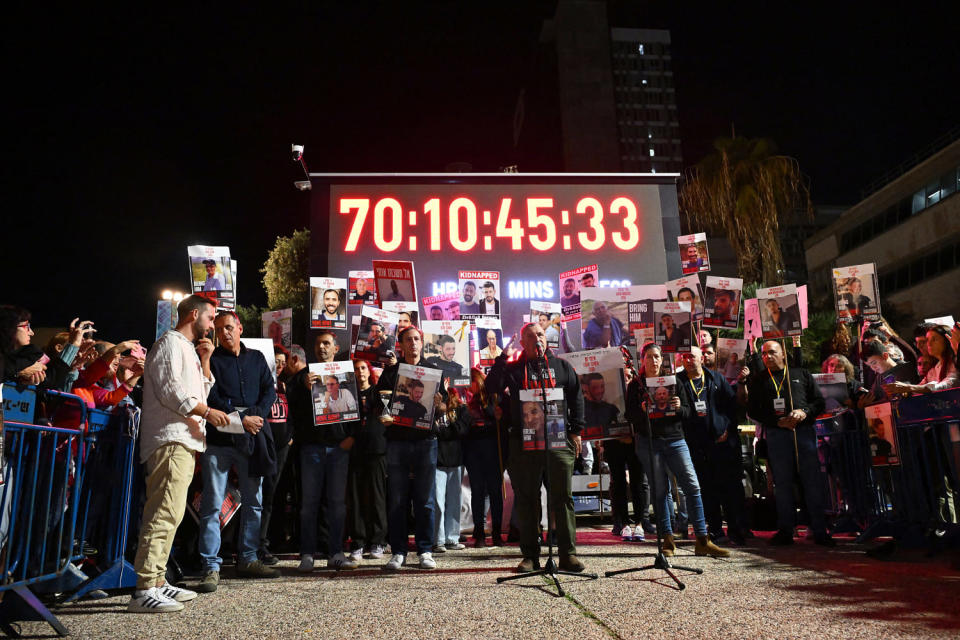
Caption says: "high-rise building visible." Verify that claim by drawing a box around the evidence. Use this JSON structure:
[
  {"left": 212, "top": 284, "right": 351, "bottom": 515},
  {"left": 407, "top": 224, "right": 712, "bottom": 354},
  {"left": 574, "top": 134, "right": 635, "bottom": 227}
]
[{"left": 513, "top": 0, "right": 682, "bottom": 173}]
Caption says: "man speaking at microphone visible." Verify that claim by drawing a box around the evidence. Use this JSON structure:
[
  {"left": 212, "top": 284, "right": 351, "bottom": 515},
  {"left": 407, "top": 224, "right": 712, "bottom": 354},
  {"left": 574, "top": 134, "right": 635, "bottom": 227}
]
[{"left": 485, "top": 322, "right": 585, "bottom": 573}]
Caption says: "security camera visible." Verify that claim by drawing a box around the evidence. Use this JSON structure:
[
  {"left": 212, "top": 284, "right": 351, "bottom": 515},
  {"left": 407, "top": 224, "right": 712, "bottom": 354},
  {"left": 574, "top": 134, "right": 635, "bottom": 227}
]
[
  {"left": 294, "top": 180, "right": 312, "bottom": 191},
  {"left": 291, "top": 144, "right": 305, "bottom": 162}
]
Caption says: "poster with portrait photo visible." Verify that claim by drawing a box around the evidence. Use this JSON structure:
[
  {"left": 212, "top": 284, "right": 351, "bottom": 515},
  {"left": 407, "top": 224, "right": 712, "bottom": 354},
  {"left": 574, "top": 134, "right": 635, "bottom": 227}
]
[
  {"left": 372, "top": 260, "right": 417, "bottom": 304},
  {"left": 382, "top": 300, "right": 419, "bottom": 329},
  {"left": 309, "top": 361, "right": 359, "bottom": 426},
  {"left": 348, "top": 270, "right": 377, "bottom": 306},
  {"left": 812, "top": 373, "right": 850, "bottom": 415},
  {"left": 677, "top": 232, "right": 710, "bottom": 274},
  {"left": 645, "top": 375, "right": 678, "bottom": 419},
  {"left": 653, "top": 301, "right": 692, "bottom": 353},
  {"left": 559, "top": 348, "right": 630, "bottom": 441},
  {"left": 716, "top": 338, "right": 747, "bottom": 385},
  {"left": 309, "top": 277, "right": 347, "bottom": 330},
  {"left": 422, "top": 292, "right": 460, "bottom": 321},
  {"left": 666, "top": 275, "right": 704, "bottom": 322},
  {"left": 188, "top": 245, "right": 234, "bottom": 299},
  {"left": 626, "top": 284, "right": 668, "bottom": 336},
  {"left": 475, "top": 317, "right": 504, "bottom": 367},
  {"left": 833, "top": 263, "right": 881, "bottom": 324},
  {"left": 354, "top": 305, "right": 400, "bottom": 364},
  {"left": 756, "top": 284, "right": 802, "bottom": 339},
  {"left": 261, "top": 308, "right": 292, "bottom": 348},
  {"left": 864, "top": 402, "right": 899, "bottom": 466},
  {"left": 389, "top": 363, "right": 442, "bottom": 431},
  {"left": 530, "top": 301, "right": 562, "bottom": 350},
  {"left": 703, "top": 276, "right": 742, "bottom": 329},
  {"left": 422, "top": 320, "right": 471, "bottom": 387},
  {"left": 518, "top": 387, "right": 567, "bottom": 451},
  {"left": 580, "top": 286, "right": 634, "bottom": 350},
  {"left": 558, "top": 264, "right": 599, "bottom": 322},
  {"left": 458, "top": 270, "right": 500, "bottom": 320}
]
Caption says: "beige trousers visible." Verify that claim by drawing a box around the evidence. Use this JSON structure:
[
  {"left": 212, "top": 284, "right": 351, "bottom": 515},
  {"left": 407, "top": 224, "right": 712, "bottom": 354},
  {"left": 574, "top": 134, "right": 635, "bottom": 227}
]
[{"left": 133, "top": 442, "right": 196, "bottom": 589}]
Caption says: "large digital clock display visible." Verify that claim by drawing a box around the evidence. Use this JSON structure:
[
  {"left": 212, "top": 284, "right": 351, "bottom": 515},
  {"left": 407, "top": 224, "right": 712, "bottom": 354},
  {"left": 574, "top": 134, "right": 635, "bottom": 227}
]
[{"left": 311, "top": 174, "right": 682, "bottom": 348}]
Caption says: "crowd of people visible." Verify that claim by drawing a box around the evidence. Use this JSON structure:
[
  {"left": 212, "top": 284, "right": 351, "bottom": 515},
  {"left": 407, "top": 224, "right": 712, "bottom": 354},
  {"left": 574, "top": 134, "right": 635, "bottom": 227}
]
[{"left": 2, "top": 298, "right": 958, "bottom": 615}]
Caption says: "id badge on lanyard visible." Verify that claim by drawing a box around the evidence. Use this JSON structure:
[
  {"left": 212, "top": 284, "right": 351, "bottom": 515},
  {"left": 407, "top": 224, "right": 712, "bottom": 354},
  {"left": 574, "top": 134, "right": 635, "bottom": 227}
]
[
  {"left": 773, "top": 397, "right": 786, "bottom": 416},
  {"left": 695, "top": 400, "right": 707, "bottom": 416}
]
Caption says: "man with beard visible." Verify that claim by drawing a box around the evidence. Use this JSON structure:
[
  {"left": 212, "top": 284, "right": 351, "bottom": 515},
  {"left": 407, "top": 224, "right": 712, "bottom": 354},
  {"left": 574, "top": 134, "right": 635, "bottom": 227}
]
[
  {"left": 560, "top": 278, "right": 578, "bottom": 309},
  {"left": 460, "top": 281, "right": 481, "bottom": 315}
]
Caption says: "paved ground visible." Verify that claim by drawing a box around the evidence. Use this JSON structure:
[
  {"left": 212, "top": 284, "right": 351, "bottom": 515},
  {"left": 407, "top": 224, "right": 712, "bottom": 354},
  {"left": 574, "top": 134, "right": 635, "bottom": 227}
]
[{"left": 11, "top": 527, "right": 960, "bottom": 640}]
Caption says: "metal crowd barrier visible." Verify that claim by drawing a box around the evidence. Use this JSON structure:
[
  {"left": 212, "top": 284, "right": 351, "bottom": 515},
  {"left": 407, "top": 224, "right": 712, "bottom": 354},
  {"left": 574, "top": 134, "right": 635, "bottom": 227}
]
[
  {"left": 0, "top": 386, "right": 88, "bottom": 637},
  {"left": 814, "top": 388, "right": 960, "bottom": 548}
]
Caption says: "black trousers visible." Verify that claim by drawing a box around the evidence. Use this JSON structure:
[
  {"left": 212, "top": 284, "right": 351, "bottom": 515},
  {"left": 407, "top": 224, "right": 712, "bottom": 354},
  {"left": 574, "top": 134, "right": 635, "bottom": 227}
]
[
  {"left": 259, "top": 439, "right": 291, "bottom": 550},
  {"left": 347, "top": 452, "right": 388, "bottom": 550},
  {"left": 689, "top": 439, "right": 745, "bottom": 535},
  {"left": 603, "top": 439, "right": 650, "bottom": 526}
]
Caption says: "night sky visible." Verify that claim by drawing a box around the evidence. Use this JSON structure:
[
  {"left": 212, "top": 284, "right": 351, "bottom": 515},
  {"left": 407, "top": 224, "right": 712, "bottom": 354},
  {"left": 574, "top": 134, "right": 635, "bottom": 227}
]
[{"left": 6, "top": 2, "right": 958, "bottom": 343}]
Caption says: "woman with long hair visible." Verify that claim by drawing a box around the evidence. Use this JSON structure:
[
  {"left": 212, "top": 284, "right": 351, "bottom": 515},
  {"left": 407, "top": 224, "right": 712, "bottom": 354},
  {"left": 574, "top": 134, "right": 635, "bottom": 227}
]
[
  {"left": 461, "top": 368, "right": 506, "bottom": 547},
  {"left": 625, "top": 342, "right": 728, "bottom": 558},
  {"left": 433, "top": 381, "right": 471, "bottom": 553},
  {"left": 885, "top": 325, "right": 958, "bottom": 396}
]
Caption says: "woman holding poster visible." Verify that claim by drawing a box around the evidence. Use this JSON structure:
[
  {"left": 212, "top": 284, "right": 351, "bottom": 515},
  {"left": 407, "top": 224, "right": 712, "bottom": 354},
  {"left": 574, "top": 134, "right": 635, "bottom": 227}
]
[{"left": 625, "top": 343, "right": 729, "bottom": 558}]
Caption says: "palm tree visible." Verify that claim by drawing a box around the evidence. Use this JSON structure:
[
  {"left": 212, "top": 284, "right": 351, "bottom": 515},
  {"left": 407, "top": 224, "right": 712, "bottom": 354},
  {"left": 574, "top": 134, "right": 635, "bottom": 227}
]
[{"left": 679, "top": 136, "right": 813, "bottom": 285}]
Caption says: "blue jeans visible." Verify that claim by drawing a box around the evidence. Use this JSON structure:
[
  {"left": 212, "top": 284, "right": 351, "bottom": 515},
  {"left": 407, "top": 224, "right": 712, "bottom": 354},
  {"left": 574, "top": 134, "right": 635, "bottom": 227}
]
[
  {"left": 636, "top": 438, "right": 706, "bottom": 536},
  {"left": 387, "top": 439, "right": 437, "bottom": 555},
  {"left": 766, "top": 425, "right": 826, "bottom": 535},
  {"left": 300, "top": 443, "right": 350, "bottom": 556},
  {"left": 434, "top": 466, "right": 462, "bottom": 546},
  {"left": 199, "top": 445, "right": 263, "bottom": 572}
]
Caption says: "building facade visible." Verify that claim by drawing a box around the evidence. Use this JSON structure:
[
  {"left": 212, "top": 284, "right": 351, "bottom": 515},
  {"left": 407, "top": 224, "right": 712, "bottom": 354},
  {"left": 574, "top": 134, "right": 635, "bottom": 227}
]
[{"left": 805, "top": 135, "right": 960, "bottom": 327}]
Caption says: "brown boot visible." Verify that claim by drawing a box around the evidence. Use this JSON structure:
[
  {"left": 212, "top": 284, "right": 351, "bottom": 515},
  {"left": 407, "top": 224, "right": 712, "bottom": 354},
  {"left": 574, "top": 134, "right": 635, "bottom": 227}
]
[
  {"left": 559, "top": 555, "right": 585, "bottom": 573},
  {"left": 661, "top": 533, "right": 676, "bottom": 557},
  {"left": 695, "top": 535, "right": 731, "bottom": 558}
]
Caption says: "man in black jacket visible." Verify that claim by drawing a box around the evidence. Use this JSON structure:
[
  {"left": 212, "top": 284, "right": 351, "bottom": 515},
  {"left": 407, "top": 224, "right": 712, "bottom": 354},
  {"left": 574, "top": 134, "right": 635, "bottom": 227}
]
[
  {"left": 290, "top": 329, "right": 358, "bottom": 572},
  {"left": 676, "top": 346, "right": 746, "bottom": 544},
  {"left": 196, "top": 312, "right": 279, "bottom": 593},
  {"left": 376, "top": 326, "right": 445, "bottom": 571},
  {"left": 485, "top": 322, "right": 586, "bottom": 573},
  {"left": 738, "top": 340, "right": 832, "bottom": 546}
]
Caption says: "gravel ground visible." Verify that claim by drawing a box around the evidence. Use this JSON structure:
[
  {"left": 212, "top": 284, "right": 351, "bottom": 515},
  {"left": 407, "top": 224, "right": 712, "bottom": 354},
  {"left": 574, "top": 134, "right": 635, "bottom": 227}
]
[{"left": 11, "top": 529, "right": 960, "bottom": 640}]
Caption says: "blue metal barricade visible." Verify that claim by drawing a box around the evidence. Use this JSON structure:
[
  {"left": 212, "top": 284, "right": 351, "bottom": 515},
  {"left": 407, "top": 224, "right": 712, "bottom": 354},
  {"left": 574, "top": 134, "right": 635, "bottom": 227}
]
[
  {"left": 0, "top": 387, "right": 89, "bottom": 637},
  {"left": 64, "top": 406, "right": 140, "bottom": 602}
]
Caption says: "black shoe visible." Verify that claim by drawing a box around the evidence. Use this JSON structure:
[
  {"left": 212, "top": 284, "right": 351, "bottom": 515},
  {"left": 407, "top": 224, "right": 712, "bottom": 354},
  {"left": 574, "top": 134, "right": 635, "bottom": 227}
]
[
  {"left": 259, "top": 550, "right": 279, "bottom": 566},
  {"left": 769, "top": 530, "right": 794, "bottom": 546},
  {"left": 814, "top": 534, "right": 836, "bottom": 547},
  {"left": 640, "top": 520, "right": 657, "bottom": 535}
]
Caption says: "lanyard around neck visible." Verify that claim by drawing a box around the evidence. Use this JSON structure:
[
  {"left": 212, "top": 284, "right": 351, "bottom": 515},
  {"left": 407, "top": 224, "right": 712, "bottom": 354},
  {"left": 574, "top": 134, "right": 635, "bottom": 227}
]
[
  {"left": 689, "top": 375, "right": 705, "bottom": 399},
  {"left": 767, "top": 367, "right": 786, "bottom": 398}
]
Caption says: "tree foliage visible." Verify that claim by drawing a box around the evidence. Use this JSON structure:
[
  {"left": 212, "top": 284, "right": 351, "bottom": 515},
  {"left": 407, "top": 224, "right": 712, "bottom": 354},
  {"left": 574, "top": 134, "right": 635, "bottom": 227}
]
[
  {"left": 262, "top": 229, "right": 310, "bottom": 313},
  {"left": 680, "top": 137, "right": 813, "bottom": 285}
]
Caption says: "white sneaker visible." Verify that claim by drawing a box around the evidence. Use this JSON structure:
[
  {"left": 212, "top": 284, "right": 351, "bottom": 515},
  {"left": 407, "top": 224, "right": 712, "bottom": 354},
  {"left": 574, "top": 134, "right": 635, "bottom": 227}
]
[
  {"left": 349, "top": 548, "right": 364, "bottom": 563},
  {"left": 384, "top": 553, "right": 405, "bottom": 571},
  {"left": 445, "top": 542, "right": 466, "bottom": 551},
  {"left": 621, "top": 525, "right": 634, "bottom": 541},
  {"left": 367, "top": 545, "right": 385, "bottom": 559},
  {"left": 328, "top": 552, "right": 359, "bottom": 570},
  {"left": 418, "top": 552, "right": 436, "bottom": 570},
  {"left": 297, "top": 554, "right": 315, "bottom": 573},
  {"left": 128, "top": 587, "right": 184, "bottom": 613},
  {"left": 158, "top": 583, "right": 197, "bottom": 602}
]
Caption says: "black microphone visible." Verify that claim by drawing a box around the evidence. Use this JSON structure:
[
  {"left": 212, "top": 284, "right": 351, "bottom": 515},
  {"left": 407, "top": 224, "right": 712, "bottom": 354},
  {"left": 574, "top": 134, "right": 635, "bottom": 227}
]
[{"left": 535, "top": 342, "right": 545, "bottom": 358}]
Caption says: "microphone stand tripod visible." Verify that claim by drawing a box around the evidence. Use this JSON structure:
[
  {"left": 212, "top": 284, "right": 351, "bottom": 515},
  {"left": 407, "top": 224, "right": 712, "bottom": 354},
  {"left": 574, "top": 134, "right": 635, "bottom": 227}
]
[
  {"left": 498, "top": 347, "right": 598, "bottom": 597},
  {"left": 605, "top": 384, "right": 702, "bottom": 590}
]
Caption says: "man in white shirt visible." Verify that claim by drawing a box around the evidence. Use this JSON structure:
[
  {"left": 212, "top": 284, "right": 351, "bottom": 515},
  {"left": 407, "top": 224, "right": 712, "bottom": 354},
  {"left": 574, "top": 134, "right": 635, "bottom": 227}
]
[
  {"left": 322, "top": 376, "right": 357, "bottom": 413},
  {"left": 129, "top": 295, "right": 228, "bottom": 613}
]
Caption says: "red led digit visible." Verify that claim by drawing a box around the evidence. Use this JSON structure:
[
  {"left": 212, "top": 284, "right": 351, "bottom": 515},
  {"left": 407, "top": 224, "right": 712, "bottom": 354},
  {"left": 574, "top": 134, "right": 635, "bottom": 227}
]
[
  {"left": 610, "top": 197, "right": 640, "bottom": 250},
  {"left": 576, "top": 197, "right": 605, "bottom": 251},
  {"left": 526, "top": 198, "right": 557, "bottom": 251},
  {"left": 448, "top": 197, "right": 478, "bottom": 251},
  {"left": 373, "top": 197, "right": 403, "bottom": 252},
  {"left": 423, "top": 198, "right": 441, "bottom": 251},
  {"left": 494, "top": 197, "right": 524, "bottom": 250},
  {"left": 340, "top": 198, "right": 370, "bottom": 252}
]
